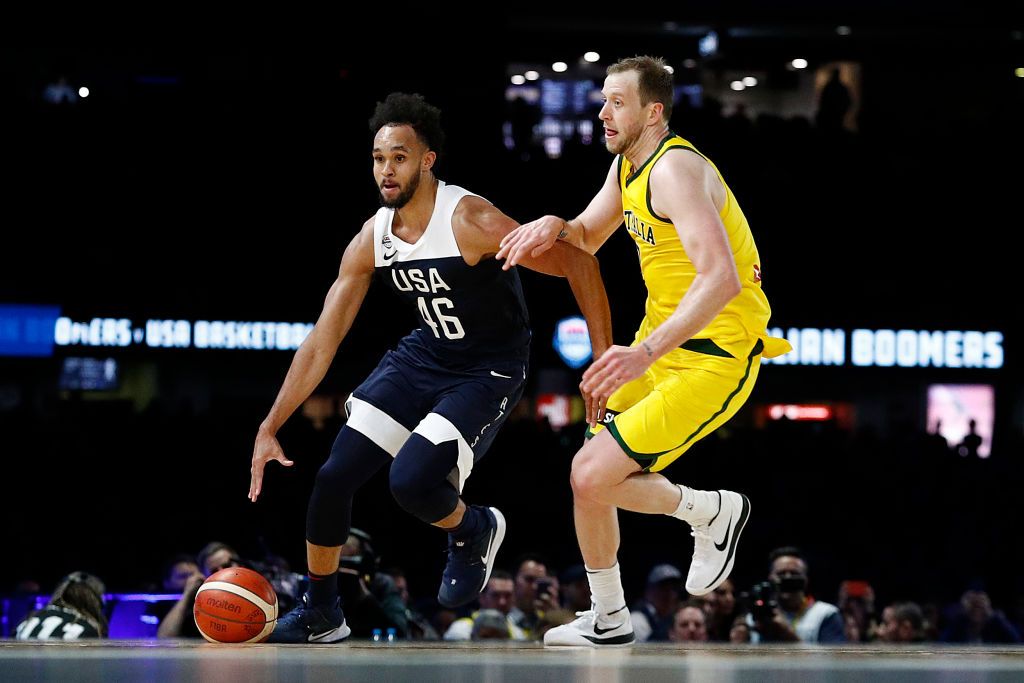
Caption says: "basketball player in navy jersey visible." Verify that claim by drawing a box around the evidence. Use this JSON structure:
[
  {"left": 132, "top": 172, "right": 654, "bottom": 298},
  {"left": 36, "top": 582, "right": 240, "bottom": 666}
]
[{"left": 248, "top": 92, "right": 613, "bottom": 643}]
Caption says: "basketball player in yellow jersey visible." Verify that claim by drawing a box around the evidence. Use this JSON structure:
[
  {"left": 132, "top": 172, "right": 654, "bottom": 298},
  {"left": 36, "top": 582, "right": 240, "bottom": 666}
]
[{"left": 497, "top": 55, "right": 790, "bottom": 647}]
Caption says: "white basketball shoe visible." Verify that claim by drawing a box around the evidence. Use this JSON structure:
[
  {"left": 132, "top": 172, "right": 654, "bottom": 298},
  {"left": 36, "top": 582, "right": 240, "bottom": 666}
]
[
  {"left": 685, "top": 490, "right": 751, "bottom": 596},
  {"left": 543, "top": 605, "right": 635, "bottom": 647}
]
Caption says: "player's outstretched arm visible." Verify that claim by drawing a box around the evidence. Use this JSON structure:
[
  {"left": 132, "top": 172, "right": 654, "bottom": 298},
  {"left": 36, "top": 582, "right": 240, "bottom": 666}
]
[
  {"left": 523, "top": 241, "right": 615, "bottom": 426},
  {"left": 495, "top": 158, "right": 623, "bottom": 268},
  {"left": 456, "top": 197, "right": 613, "bottom": 426},
  {"left": 248, "top": 220, "right": 376, "bottom": 502}
]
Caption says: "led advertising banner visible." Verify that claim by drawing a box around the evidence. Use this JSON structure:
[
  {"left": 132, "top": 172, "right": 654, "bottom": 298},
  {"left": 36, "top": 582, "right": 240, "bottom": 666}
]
[
  {"left": 761, "top": 327, "right": 1003, "bottom": 369},
  {"left": 0, "top": 305, "right": 1008, "bottom": 370},
  {"left": 51, "top": 316, "right": 314, "bottom": 352}
]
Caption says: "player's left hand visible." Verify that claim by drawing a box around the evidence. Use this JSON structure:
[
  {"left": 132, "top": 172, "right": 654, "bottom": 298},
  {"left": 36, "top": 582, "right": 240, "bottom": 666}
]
[
  {"left": 580, "top": 345, "right": 651, "bottom": 427},
  {"left": 495, "top": 215, "right": 563, "bottom": 270}
]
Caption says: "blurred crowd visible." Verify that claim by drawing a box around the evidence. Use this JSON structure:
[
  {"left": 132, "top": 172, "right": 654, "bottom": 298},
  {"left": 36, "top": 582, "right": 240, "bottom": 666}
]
[{"left": 10, "top": 539, "right": 1022, "bottom": 645}]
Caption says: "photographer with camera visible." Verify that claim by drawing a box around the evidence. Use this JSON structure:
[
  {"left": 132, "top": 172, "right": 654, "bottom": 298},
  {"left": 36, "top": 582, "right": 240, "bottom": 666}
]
[
  {"left": 741, "top": 546, "right": 846, "bottom": 643},
  {"left": 508, "top": 553, "right": 561, "bottom": 639},
  {"left": 336, "top": 529, "right": 408, "bottom": 639}
]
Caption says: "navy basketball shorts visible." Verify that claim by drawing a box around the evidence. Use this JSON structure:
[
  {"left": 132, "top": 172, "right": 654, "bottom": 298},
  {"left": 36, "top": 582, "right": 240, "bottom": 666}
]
[{"left": 345, "top": 348, "right": 527, "bottom": 494}]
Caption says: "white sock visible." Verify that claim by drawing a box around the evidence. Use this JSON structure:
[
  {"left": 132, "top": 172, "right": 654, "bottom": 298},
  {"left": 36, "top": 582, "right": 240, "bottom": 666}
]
[
  {"left": 585, "top": 562, "right": 627, "bottom": 620},
  {"left": 668, "top": 485, "right": 720, "bottom": 524}
]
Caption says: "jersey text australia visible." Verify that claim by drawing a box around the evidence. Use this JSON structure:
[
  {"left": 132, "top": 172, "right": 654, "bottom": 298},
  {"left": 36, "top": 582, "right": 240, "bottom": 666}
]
[{"left": 617, "top": 132, "right": 788, "bottom": 360}]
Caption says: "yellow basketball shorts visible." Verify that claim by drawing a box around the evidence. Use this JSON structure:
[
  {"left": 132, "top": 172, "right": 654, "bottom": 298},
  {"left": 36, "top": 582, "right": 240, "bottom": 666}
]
[{"left": 587, "top": 338, "right": 764, "bottom": 472}]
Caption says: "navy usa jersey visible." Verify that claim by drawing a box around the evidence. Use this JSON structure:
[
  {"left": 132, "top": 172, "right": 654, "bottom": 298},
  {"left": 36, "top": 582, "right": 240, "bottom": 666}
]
[{"left": 372, "top": 181, "right": 531, "bottom": 368}]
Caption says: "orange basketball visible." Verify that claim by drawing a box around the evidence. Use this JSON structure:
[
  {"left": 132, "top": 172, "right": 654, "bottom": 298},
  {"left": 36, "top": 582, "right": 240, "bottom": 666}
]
[{"left": 193, "top": 566, "right": 278, "bottom": 643}]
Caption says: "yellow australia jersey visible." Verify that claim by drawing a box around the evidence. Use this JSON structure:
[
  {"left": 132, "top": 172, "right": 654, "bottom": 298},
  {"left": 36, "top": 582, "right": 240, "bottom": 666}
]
[{"left": 618, "top": 132, "right": 789, "bottom": 360}]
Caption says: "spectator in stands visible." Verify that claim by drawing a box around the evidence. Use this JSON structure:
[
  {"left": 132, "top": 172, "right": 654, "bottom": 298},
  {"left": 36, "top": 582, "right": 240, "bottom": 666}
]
[
  {"left": 941, "top": 588, "right": 1021, "bottom": 644},
  {"left": 161, "top": 554, "right": 202, "bottom": 593},
  {"left": 197, "top": 541, "right": 243, "bottom": 576},
  {"left": 156, "top": 554, "right": 205, "bottom": 638},
  {"left": 382, "top": 565, "right": 439, "bottom": 640},
  {"left": 668, "top": 599, "right": 709, "bottom": 643},
  {"left": 336, "top": 529, "right": 408, "bottom": 639},
  {"left": 509, "top": 553, "right": 560, "bottom": 638},
  {"left": 877, "top": 601, "right": 927, "bottom": 643},
  {"left": 748, "top": 546, "right": 846, "bottom": 643},
  {"left": 471, "top": 609, "right": 513, "bottom": 640},
  {"left": 729, "top": 614, "right": 752, "bottom": 643},
  {"left": 444, "top": 570, "right": 527, "bottom": 640},
  {"left": 16, "top": 571, "right": 107, "bottom": 640},
  {"left": 837, "top": 580, "right": 878, "bottom": 643},
  {"left": 630, "top": 563, "right": 684, "bottom": 642},
  {"left": 703, "top": 577, "right": 740, "bottom": 642}
]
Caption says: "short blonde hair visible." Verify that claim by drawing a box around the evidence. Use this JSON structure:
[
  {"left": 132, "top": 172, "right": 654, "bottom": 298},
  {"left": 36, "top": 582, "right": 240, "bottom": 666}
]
[{"left": 607, "top": 55, "right": 674, "bottom": 121}]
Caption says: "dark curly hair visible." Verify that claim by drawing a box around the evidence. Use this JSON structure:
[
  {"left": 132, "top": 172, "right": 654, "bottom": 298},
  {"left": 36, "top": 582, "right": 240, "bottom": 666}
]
[{"left": 369, "top": 92, "right": 445, "bottom": 160}]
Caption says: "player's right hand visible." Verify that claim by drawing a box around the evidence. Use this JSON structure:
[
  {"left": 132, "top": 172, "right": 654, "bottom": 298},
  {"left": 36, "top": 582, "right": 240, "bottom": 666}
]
[
  {"left": 495, "top": 215, "right": 563, "bottom": 270},
  {"left": 249, "top": 429, "right": 294, "bottom": 502},
  {"left": 581, "top": 373, "right": 606, "bottom": 429},
  {"left": 581, "top": 344, "right": 651, "bottom": 428}
]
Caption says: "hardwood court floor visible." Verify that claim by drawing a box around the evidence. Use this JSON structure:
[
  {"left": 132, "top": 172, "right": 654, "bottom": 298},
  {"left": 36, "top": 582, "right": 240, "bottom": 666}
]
[{"left": 3, "top": 639, "right": 1024, "bottom": 682}]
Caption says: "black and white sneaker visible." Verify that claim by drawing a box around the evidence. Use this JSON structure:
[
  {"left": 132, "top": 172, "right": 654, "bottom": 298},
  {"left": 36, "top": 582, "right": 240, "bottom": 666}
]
[
  {"left": 685, "top": 490, "right": 751, "bottom": 596},
  {"left": 437, "top": 506, "right": 506, "bottom": 608},
  {"left": 543, "top": 607, "right": 635, "bottom": 647},
  {"left": 266, "top": 595, "right": 351, "bottom": 643}
]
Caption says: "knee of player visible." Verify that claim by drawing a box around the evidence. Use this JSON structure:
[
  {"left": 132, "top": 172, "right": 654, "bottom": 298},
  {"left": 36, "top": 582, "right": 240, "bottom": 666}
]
[
  {"left": 388, "top": 465, "right": 418, "bottom": 508},
  {"left": 570, "top": 457, "right": 610, "bottom": 500},
  {"left": 313, "top": 460, "right": 344, "bottom": 490},
  {"left": 389, "top": 454, "right": 435, "bottom": 511}
]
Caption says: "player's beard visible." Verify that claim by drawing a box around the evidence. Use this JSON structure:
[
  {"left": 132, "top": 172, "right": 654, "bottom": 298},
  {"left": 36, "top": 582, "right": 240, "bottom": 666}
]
[
  {"left": 379, "top": 172, "right": 421, "bottom": 209},
  {"left": 604, "top": 122, "right": 641, "bottom": 155}
]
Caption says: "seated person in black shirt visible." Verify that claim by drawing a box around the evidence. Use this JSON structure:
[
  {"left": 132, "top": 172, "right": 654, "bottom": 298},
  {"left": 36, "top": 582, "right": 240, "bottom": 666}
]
[{"left": 16, "top": 571, "right": 108, "bottom": 640}]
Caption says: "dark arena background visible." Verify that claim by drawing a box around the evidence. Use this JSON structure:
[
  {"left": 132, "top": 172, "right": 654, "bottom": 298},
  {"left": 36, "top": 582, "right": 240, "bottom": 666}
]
[{"left": 2, "top": 3, "right": 1023, "bottom": 679}]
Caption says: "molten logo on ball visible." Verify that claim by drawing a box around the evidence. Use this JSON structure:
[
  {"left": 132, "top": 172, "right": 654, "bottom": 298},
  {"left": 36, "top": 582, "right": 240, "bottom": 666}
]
[
  {"left": 193, "top": 566, "right": 278, "bottom": 643},
  {"left": 204, "top": 597, "right": 242, "bottom": 613}
]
